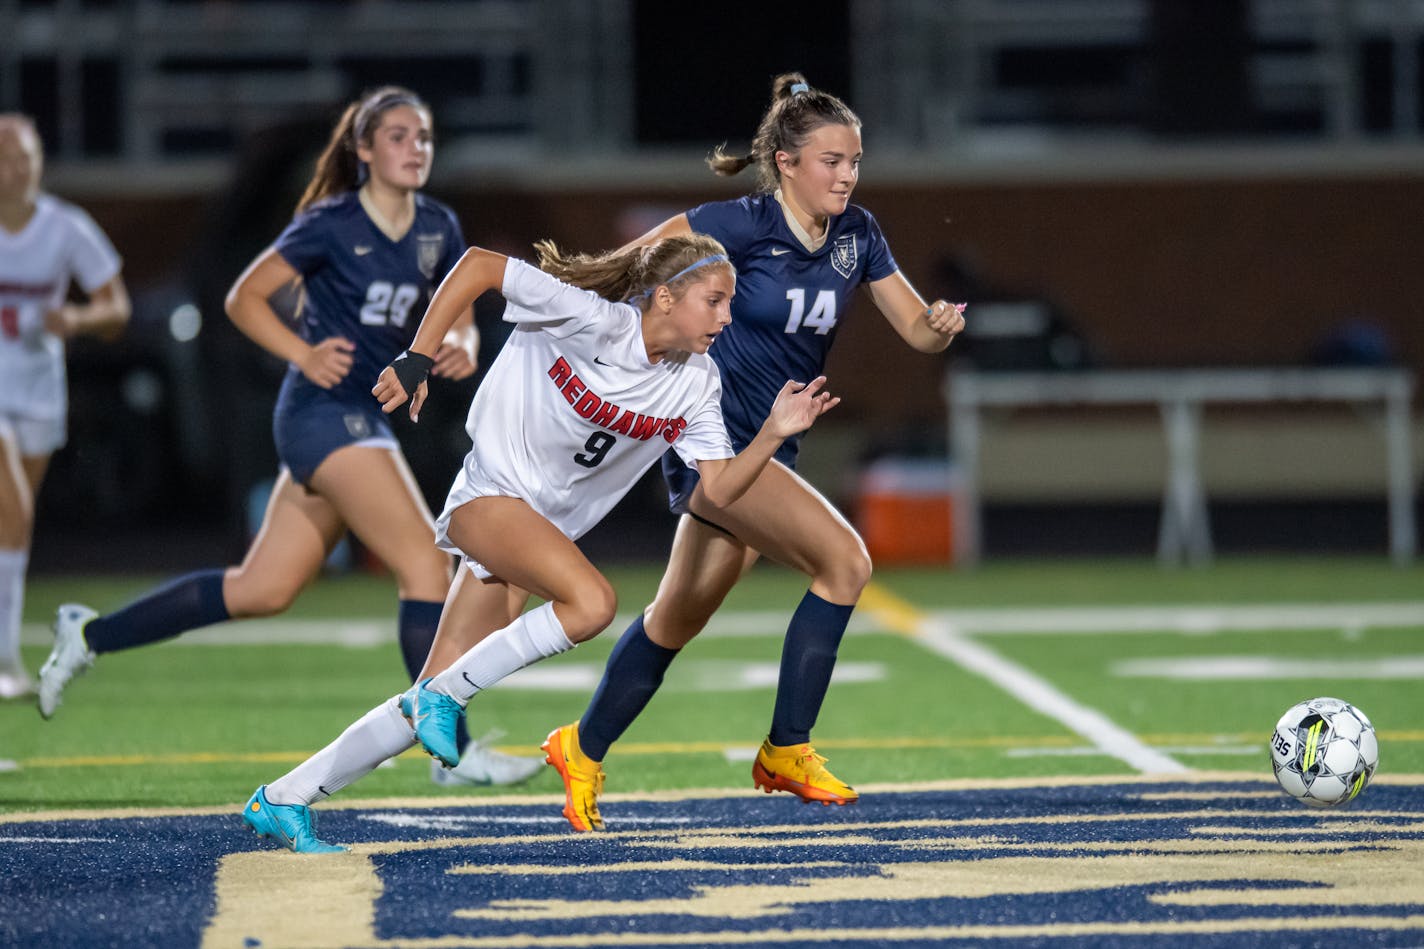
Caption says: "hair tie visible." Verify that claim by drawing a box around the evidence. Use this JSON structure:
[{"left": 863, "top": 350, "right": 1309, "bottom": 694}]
[{"left": 789, "top": 82, "right": 809, "bottom": 95}]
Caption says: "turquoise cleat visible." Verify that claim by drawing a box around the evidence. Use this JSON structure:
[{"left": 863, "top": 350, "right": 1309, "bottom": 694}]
[
  {"left": 242, "top": 786, "right": 345, "bottom": 854},
  {"left": 400, "top": 678, "right": 463, "bottom": 768}
]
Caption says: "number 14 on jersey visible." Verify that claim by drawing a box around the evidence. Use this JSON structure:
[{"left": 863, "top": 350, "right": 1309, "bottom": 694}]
[{"left": 784, "top": 289, "right": 837, "bottom": 335}]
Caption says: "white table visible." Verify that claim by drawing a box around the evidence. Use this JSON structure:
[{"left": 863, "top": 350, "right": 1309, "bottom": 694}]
[{"left": 944, "top": 368, "right": 1417, "bottom": 566}]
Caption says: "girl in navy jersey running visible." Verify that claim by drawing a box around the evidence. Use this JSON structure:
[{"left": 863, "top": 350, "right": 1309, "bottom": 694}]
[
  {"left": 0, "top": 113, "right": 130, "bottom": 701},
  {"left": 241, "top": 234, "right": 838, "bottom": 852},
  {"left": 544, "top": 72, "right": 966, "bottom": 830},
  {"left": 37, "top": 87, "right": 538, "bottom": 785}
]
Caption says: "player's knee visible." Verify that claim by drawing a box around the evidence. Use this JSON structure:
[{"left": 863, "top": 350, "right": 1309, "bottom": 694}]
[
  {"left": 647, "top": 595, "right": 719, "bottom": 644},
  {"left": 226, "top": 576, "right": 303, "bottom": 618},
  {"left": 560, "top": 577, "right": 617, "bottom": 643},
  {"left": 392, "top": 549, "right": 453, "bottom": 602},
  {"left": 0, "top": 524, "right": 28, "bottom": 550},
  {"left": 817, "top": 540, "right": 873, "bottom": 603},
  {"left": 0, "top": 500, "right": 31, "bottom": 549}
]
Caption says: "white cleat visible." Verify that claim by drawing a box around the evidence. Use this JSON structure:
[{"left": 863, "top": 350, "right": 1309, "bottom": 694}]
[
  {"left": 0, "top": 665, "right": 37, "bottom": 700},
  {"left": 38, "top": 604, "right": 98, "bottom": 719},
  {"left": 430, "top": 732, "right": 545, "bottom": 787}
]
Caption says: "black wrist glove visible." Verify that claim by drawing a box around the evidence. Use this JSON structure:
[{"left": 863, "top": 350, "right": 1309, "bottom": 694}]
[{"left": 390, "top": 350, "right": 434, "bottom": 396}]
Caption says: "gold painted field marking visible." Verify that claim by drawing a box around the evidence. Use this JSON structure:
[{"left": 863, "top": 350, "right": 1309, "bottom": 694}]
[
  {"left": 198, "top": 814, "right": 1424, "bottom": 947},
  {"left": 9, "top": 770, "right": 1424, "bottom": 825},
  {"left": 447, "top": 858, "right": 846, "bottom": 876},
  {"left": 202, "top": 850, "right": 382, "bottom": 949},
  {"left": 450, "top": 837, "right": 1424, "bottom": 921}
]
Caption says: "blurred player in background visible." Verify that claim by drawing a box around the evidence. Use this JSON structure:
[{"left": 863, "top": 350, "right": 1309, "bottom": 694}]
[
  {"left": 545, "top": 72, "right": 966, "bottom": 829},
  {"left": 241, "top": 234, "right": 838, "bottom": 852},
  {"left": 0, "top": 113, "right": 130, "bottom": 700},
  {"left": 36, "top": 87, "right": 539, "bottom": 785}
]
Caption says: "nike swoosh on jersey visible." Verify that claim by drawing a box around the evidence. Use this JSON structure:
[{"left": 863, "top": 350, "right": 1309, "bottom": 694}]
[
  {"left": 771, "top": 248, "right": 792, "bottom": 256},
  {"left": 354, "top": 245, "right": 373, "bottom": 255},
  {"left": 593, "top": 355, "right": 614, "bottom": 367}
]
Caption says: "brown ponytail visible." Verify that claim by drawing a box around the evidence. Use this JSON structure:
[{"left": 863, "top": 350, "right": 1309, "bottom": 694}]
[
  {"left": 706, "top": 72, "right": 861, "bottom": 193},
  {"left": 535, "top": 234, "right": 732, "bottom": 310}
]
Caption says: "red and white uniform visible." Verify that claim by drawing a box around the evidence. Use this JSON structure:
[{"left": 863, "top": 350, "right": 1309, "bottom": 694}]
[
  {"left": 0, "top": 194, "right": 122, "bottom": 452},
  {"left": 438, "top": 259, "right": 732, "bottom": 574}
]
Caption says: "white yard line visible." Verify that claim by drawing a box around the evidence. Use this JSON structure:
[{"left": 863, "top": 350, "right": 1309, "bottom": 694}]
[
  {"left": 915, "top": 614, "right": 1190, "bottom": 774},
  {"left": 21, "top": 600, "right": 1424, "bottom": 648},
  {"left": 930, "top": 602, "right": 1424, "bottom": 635}
]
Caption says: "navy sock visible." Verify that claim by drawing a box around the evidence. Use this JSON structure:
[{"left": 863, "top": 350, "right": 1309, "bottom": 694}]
[
  {"left": 578, "top": 614, "right": 679, "bottom": 762},
  {"left": 397, "top": 599, "right": 444, "bottom": 682},
  {"left": 769, "top": 590, "right": 854, "bottom": 747},
  {"left": 397, "top": 599, "right": 471, "bottom": 753},
  {"left": 84, "top": 570, "right": 230, "bottom": 655}
]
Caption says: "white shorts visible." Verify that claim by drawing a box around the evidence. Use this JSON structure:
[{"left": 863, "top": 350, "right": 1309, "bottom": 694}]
[
  {"left": 0, "top": 411, "right": 66, "bottom": 457},
  {"left": 435, "top": 455, "right": 521, "bottom": 581}
]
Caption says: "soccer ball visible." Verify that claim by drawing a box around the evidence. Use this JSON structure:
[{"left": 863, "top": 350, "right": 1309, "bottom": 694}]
[{"left": 1270, "top": 697, "right": 1378, "bottom": 807}]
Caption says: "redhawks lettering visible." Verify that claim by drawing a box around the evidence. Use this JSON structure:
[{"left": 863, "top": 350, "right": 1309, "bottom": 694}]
[
  {"left": 548, "top": 356, "right": 686, "bottom": 443},
  {"left": 0, "top": 281, "right": 57, "bottom": 297}
]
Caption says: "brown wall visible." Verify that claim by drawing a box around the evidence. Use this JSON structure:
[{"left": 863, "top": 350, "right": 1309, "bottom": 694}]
[{"left": 80, "top": 170, "right": 1424, "bottom": 432}]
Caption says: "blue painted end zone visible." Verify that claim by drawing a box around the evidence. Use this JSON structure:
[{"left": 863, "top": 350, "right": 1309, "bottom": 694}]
[{"left": 2, "top": 782, "right": 1422, "bottom": 948}]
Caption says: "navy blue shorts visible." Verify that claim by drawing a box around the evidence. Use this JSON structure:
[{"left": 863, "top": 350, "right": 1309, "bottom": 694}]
[
  {"left": 273, "top": 378, "right": 398, "bottom": 486},
  {"left": 659, "top": 434, "right": 802, "bottom": 517}
]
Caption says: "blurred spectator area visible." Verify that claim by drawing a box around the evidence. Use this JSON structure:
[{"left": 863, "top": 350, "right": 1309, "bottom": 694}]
[
  {"left": 11, "top": 0, "right": 1424, "bottom": 564},
  {"left": 6, "top": 0, "right": 1424, "bottom": 164}
]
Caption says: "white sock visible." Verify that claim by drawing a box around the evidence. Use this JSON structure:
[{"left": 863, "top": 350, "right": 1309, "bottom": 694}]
[
  {"left": 428, "top": 602, "right": 574, "bottom": 704},
  {"left": 0, "top": 548, "right": 28, "bottom": 669},
  {"left": 264, "top": 696, "right": 414, "bottom": 806}
]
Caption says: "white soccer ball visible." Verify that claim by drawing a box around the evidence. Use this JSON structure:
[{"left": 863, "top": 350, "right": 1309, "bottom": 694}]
[{"left": 1270, "top": 696, "right": 1378, "bottom": 807}]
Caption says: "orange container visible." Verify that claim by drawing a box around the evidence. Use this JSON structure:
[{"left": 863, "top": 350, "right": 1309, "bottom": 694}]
[{"left": 854, "top": 460, "right": 960, "bottom": 565}]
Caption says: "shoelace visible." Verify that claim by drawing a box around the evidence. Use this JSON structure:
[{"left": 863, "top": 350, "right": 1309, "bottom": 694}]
[{"left": 796, "top": 746, "right": 831, "bottom": 778}]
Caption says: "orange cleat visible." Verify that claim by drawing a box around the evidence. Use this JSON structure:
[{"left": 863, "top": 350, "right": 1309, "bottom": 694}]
[
  {"left": 542, "top": 722, "right": 606, "bottom": 831},
  {"left": 752, "top": 737, "right": 859, "bottom": 805}
]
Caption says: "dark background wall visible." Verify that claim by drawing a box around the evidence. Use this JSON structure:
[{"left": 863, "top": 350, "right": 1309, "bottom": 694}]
[{"left": 78, "top": 167, "right": 1424, "bottom": 434}]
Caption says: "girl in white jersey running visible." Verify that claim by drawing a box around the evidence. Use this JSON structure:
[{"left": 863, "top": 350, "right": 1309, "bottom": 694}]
[
  {"left": 241, "top": 233, "right": 837, "bottom": 852},
  {"left": 0, "top": 114, "right": 130, "bottom": 700}
]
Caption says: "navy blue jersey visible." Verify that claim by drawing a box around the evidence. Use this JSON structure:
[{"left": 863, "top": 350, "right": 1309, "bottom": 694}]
[
  {"left": 273, "top": 191, "right": 464, "bottom": 406},
  {"left": 686, "top": 195, "right": 897, "bottom": 455}
]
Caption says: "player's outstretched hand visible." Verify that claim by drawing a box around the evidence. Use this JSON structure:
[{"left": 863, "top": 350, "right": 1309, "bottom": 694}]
[
  {"left": 766, "top": 375, "right": 839, "bottom": 439},
  {"left": 924, "top": 300, "right": 967, "bottom": 338},
  {"left": 300, "top": 337, "right": 356, "bottom": 389},
  {"left": 373, "top": 350, "right": 434, "bottom": 421}
]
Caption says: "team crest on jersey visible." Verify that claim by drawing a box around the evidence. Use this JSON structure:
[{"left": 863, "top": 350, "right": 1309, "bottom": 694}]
[
  {"left": 416, "top": 234, "right": 445, "bottom": 280},
  {"left": 831, "top": 234, "right": 858, "bottom": 279},
  {"left": 344, "top": 413, "right": 371, "bottom": 439}
]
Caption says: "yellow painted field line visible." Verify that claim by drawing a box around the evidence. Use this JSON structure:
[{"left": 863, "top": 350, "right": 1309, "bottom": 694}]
[
  {"left": 858, "top": 581, "right": 926, "bottom": 637},
  {"left": 24, "top": 729, "right": 1421, "bottom": 771}
]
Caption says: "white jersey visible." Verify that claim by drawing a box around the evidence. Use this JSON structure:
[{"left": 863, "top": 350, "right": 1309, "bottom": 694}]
[
  {"left": 0, "top": 194, "right": 122, "bottom": 421},
  {"left": 438, "top": 258, "right": 733, "bottom": 553}
]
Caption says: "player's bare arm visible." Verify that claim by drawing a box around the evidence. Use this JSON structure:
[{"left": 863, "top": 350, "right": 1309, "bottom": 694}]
[
  {"left": 867, "top": 270, "right": 965, "bottom": 353},
  {"left": 374, "top": 246, "right": 506, "bottom": 417},
  {"left": 615, "top": 212, "right": 693, "bottom": 255},
  {"left": 695, "top": 376, "right": 839, "bottom": 509},
  {"left": 433, "top": 308, "right": 479, "bottom": 380},
  {"left": 226, "top": 246, "right": 354, "bottom": 389},
  {"left": 44, "top": 274, "right": 131, "bottom": 340}
]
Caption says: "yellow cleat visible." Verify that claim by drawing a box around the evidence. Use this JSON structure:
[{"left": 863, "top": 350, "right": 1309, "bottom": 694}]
[
  {"left": 542, "top": 722, "right": 606, "bottom": 832},
  {"left": 752, "top": 737, "right": 859, "bottom": 805}
]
